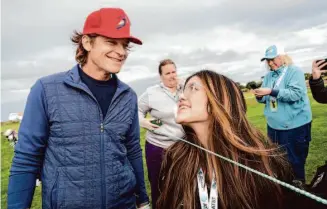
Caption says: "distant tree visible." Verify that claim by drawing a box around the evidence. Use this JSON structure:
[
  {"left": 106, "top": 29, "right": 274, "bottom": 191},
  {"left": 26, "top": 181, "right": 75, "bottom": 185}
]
[
  {"left": 235, "top": 82, "right": 246, "bottom": 90},
  {"left": 246, "top": 81, "right": 257, "bottom": 90}
]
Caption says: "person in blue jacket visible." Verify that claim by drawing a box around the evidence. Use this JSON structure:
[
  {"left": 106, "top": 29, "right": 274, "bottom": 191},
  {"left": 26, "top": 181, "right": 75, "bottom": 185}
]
[
  {"left": 7, "top": 8, "right": 150, "bottom": 209},
  {"left": 253, "top": 44, "right": 312, "bottom": 183}
]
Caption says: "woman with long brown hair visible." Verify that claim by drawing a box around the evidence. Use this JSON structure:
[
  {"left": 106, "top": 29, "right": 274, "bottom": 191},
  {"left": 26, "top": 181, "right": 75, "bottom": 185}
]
[{"left": 156, "top": 70, "right": 323, "bottom": 209}]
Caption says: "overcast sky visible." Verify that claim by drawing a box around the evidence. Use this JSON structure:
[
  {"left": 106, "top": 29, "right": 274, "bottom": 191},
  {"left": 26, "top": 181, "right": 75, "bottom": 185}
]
[{"left": 1, "top": 0, "right": 327, "bottom": 121}]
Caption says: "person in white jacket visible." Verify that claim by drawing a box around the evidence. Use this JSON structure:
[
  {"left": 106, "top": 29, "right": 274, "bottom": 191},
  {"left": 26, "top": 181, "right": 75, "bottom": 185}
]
[{"left": 138, "top": 59, "right": 185, "bottom": 209}]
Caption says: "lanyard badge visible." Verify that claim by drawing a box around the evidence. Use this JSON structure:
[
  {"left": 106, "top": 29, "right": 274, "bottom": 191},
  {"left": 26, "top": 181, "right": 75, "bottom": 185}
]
[
  {"left": 197, "top": 168, "right": 218, "bottom": 209},
  {"left": 270, "top": 97, "right": 278, "bottom": 112},
  {"left": 269, "top": 66, "right": 288, "bottom": 113}
]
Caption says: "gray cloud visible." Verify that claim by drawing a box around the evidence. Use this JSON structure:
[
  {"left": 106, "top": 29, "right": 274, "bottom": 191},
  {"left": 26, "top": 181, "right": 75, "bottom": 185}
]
[
  {"left": 3, "top": 0, "right": 326, "bottom": 60},
  {"left": 166, "top": 49, "right": 250, "bottom": 67},
  {"left": 2, "top": 0, "right": 327, "bottom": 121}
]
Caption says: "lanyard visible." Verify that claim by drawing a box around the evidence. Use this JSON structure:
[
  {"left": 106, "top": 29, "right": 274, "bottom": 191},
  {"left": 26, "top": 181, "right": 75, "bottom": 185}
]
[
  {"left": 271, "top": 66, "right": 288, "bottom": 104},
  {"left": 197, "top": 168, "right": 218, "bottom": 209},
  {"left": 272, "top": 66, "right": 288, "bottom": 90},
  {"left": 160, "top": 83, "right": 181, "bottom": 102}
]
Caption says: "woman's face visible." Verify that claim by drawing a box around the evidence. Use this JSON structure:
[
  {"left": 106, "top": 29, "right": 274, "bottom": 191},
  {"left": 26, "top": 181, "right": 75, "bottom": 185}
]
[
  {"left": 176, "top": 76, "right": 209, "bottom": 125},
  {"left": 267, "top": 56, "right": 283, "bottom": 70},
  {"left": 160, "top": 64, "right": 178, "bottom": 88}
]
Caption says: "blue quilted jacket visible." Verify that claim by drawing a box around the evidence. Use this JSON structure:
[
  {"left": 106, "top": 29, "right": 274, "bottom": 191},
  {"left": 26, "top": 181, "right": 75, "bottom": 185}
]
[{"left": 7, "top": 65, "right": 149, "bottom": 209}]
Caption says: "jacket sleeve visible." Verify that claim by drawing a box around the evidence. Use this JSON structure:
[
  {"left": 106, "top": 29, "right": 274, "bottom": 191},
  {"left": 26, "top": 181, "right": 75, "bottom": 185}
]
[
  {"left": 8, "top": 79, "right": 49, "bottom": 209},
  {"left": 277, "top": 68, "right": 306, "bottom": 102},
  {"left": 256, "top": 75, "right": 268, "bottom": 104},
  {"left": 309, "top": 76, "right": 327, "bottom": 104},
  {"left": 126, "top": 96, "right": 149, "bottom": 206},
  {"left": 138, "top": 90, "right": 150, "bottom": 119}
]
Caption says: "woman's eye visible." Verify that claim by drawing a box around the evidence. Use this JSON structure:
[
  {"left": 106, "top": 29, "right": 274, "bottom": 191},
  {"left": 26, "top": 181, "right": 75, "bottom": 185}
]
[{"left": 190, "top": 84, "right": 197, "bottom": 91}]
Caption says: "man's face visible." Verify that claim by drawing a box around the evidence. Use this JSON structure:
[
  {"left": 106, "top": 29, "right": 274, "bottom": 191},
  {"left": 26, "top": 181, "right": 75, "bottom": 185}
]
[
  {"left": 160, "top": 64, "right": 178, "bottom": 88},
  {"left": 84, "top": 36, "right": 130, "bottom": 74}
]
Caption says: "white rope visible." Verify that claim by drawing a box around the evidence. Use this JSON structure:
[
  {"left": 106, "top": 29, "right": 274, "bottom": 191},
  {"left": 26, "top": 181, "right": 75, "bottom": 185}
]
[{"left": 157, "top": 132, "right": 327, "bottom": 206}]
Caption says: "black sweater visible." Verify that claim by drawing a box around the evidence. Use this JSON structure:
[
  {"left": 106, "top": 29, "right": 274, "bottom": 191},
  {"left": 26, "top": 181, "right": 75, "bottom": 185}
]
[{"left": 309, "top": 76, "right": 327, "bottom": 104}]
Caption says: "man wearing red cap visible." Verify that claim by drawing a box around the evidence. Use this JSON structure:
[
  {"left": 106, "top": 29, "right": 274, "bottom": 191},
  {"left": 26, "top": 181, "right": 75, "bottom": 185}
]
[{"left": 8, "top": 8, "right": 149, "bottom": 209}]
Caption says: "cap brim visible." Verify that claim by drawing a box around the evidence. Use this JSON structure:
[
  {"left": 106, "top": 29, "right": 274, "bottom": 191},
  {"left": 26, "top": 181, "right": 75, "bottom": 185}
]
[
  {"left": 260, "top": 55, "right": 277, "bottom": 62},
  {"left": 128, "top": 36, "right": 142, "bottom": 45},
  {"left": 83, "top": 30, "right": 143, "bottom": 45}
]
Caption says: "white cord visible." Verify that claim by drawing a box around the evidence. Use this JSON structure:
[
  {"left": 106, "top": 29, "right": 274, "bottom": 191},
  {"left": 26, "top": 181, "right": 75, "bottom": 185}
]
[{"left": 156, "top": 132, "right": 327, "bottom": 205}]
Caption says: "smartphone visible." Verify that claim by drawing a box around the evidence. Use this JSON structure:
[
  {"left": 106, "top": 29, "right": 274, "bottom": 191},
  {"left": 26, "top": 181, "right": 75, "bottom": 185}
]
[
  {"left": 150, "top": 119, "right": 163, "bottom": 126},
  {"left": 316, "top": 58, "right": 327, "bottom": 70}
]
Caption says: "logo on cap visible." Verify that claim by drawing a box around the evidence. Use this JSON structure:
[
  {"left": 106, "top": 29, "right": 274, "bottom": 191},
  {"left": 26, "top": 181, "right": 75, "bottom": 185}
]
[
  {"left": 266, "top": 45, "right": 276, "bottom": 54},
  {"left": 117, "top": 17, "right": 127, "bottom": 29},
  {"left": 266, "top": 47, "right": 273, "bottom": 53}
]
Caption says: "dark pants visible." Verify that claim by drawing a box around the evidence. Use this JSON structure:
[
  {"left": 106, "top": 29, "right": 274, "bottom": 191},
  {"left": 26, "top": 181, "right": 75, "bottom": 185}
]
[
  {"left": 145, "top": 141, "right": 165, "bottom": 209},
  {"left": 268, "top": 122, "right": 312, "bottom": 181}
]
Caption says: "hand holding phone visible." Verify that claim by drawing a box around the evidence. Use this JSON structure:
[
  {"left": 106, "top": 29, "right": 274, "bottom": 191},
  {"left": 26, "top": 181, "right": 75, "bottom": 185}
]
[
  {"left": 315, "top": 58, "right": 327, "bottom": 70},
  {"left": 150, "top": 119, "right": 163, "bottom": 127},
  {"left": 140, "top": 118, "right": 162, "bottom": 131},
  {"left": 312, "top": 58, "right": 327, "bottom": 80}
]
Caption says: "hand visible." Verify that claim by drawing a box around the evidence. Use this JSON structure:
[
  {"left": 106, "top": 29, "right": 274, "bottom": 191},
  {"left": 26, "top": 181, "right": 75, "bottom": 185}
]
[
  {"left": 312, "top": 60, "right": 327, "bottom": 80},
  {"left": 137, "top": 202, "right": 151, "bottom": 209},
  {"left": 250, "top": 89, "right": 262, "bottom": 98},
  {"left": 254, "top": 88, "right": 272, "bottom": 97},
  {"left": 140, "top": 118, "right": 160, "bottom": 131}
]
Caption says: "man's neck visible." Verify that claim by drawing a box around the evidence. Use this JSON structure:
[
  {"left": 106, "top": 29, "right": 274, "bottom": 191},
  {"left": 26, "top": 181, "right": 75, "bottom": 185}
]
[{"left": 82, "top": 63, "right": 111, "bottom": 81}]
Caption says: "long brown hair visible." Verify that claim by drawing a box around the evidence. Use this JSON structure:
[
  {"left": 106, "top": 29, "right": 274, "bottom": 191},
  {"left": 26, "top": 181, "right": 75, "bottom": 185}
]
[{"left": 157, "top": 70, "right": 290, "bottom": 209}]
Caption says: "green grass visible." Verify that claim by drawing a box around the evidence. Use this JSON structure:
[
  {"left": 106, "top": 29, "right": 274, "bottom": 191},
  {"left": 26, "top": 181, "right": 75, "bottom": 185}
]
[{"left": 1, "top": 91, "right": 327, "bottom": 208}]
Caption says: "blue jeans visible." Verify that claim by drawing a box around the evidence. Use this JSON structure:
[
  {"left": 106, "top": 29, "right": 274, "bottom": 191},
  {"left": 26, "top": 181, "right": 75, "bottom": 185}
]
[{"left": 267, "top": 122, "right": 312, "bottom": 181}]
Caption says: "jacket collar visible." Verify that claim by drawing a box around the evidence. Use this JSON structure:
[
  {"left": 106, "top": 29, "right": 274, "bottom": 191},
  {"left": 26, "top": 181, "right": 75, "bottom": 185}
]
[
  {"left": 159, "top": 81, "right": 183, "bottom": 92},
  {"left": 64, "top": 64, "right": 131, "bottom": 93},
  {"left": 272, "top": 65, "right": 286, "bottom": 77}
]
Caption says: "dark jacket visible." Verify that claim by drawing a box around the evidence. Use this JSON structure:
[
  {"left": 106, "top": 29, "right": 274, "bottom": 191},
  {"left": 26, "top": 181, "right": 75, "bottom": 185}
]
[
  {"left": 8, "top": 65, "right": 149, "bottom": 209},
  {"left": 309, "top": 76, "right": 327, "bottom": 104}
]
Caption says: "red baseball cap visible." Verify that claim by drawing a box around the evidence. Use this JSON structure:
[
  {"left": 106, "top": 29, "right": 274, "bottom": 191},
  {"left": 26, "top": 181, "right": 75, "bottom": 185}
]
[{"left": 83, "top": 8, "right": 142, "bottom": 45}]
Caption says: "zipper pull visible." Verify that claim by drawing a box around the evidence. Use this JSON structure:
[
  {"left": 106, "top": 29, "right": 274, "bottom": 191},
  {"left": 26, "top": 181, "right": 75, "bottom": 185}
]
[{"left": 100, "top": 123, "right": 104, "bottom": 132}]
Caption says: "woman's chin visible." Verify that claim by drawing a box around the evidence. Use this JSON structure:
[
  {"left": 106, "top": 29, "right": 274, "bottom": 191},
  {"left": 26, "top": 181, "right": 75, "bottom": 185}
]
[
  {"left": 175, "top": 115, "right": 186, "bottom": 124},
  {"left": 175, "top": 115, "right": 191, "bottom": 125}
]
